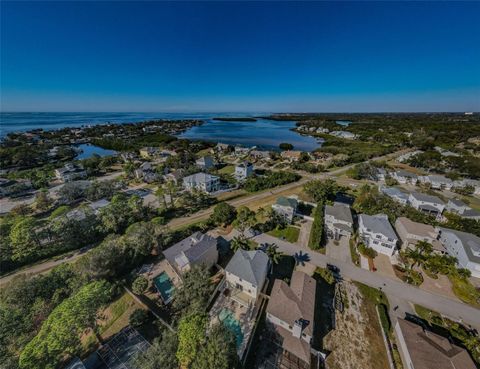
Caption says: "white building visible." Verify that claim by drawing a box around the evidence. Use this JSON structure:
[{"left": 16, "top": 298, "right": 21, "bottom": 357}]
[
  {"left": 183, "top": 172, "right": 220, "bottom": 193},
  {"left": 408, "top": 192, "right": 445, "bottom": 219},
  {"left": 55, "top": 163, "right": 87, "bottom": 182},
  {"left": 325, "top": 203, "right": 353, "bottom": 240},
  {"left": 392, "top": 170, "right": 418, "bottom": 185},
  {"left": 380, "top": 186, "right": 410, "bottom": 205},
  {"left": 358, "top": 214, "right": 398, "bottom": 256},
  {"left": 272, "top": 196, "right": 298, "bottom": 223},
  {"left": 437, "top": 227, "right": 480, "bottom": 278},
  {"left": 234, "top": 161, "right": 254, "bottom": 180},
  {"left": 224, "top": 249, "right": 270, "bottom": 305},
  {"left": 195, "top": 155, "right": 215, "bottom": 170},
  {"left": 418, "top": 175, "right": 453, "bottom": 190},
  {"left": 329, "top": 131, "right": 357, "bottom": 139}
]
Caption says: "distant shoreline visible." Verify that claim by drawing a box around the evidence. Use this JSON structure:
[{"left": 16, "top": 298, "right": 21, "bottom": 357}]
[{"left": 212, "top": 117, "right": 257, "bottom": 122}]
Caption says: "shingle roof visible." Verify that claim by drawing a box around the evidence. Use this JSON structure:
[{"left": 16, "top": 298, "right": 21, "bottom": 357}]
[
  {"left": 438, "top": 227, "right": 480, "bottom": 263},
  {"left": 325, "top": 203, "right": 353, "bottom": 224},
  {"left": 396, "top": 319, "right": 476, "bottom": 369},
  {"left": 410, "top": 192, "right": 445, "bottom": 205},
  {"left": 163, "top": 232, "right": 217, "bottom": 268},
  {"left": 359, "top": 214, "right": 397, "bottom": 240},
  {"left": 225, "top": 249, "right": 269, "bottom": 287},
  {"left": 449, "top": 198, "right": 466, "bottom": 207}
]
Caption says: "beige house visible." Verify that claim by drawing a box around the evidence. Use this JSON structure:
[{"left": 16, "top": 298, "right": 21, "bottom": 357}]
[
  {"left": 266, "top": 271, "right": 316, "bottom": 366},
  {"left": 280, "top": 150, "right": 303, "bottom": 162},
  {"left": 395, "top": 319, "right": 476, "bottom": 369},
  {"left": 394, "top": 217, "right": 444, "bottom": 253}
]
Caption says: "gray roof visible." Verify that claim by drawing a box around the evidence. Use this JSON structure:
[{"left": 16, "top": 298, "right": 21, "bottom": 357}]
[
  {"left": 225, "top": 249, "right": 269, "bottom": 287},
  {"left": 275, "top": 196, "right": 298, "bottom": 208},
  {"left": 325, "top": 203, "right": 353, "bottom": 224},
  {"left": 462, "top": 208, "right": 480, "bottom": 218},
  {"left": 183, "top": 172, "right": 219, "bottom": 184},
  {"left": 163, "top": 232, "right": 217, "bottom": 266},
  {"left": 428, "top": 175, "right": 452, "bottom": 184},
  {"left": 438, "top": 227, "right": 480, "bottom": 263},
  {"left": 381, "top": 186, "right": 409, "bottom": 201},
  {"left": 359, "top": 214, "right": 397, "bottom": 240},
  {"left": 449, "top": 198, "right": 466, "bottom": 207},
  {"left": 410, "top": 192, "right": 445, "bottom": 205},
  {"left": 396, "top": 170, "right": 417, "bottom": 178}
]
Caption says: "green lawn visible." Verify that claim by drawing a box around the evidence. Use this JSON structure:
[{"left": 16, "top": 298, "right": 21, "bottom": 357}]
[
  {"left": 218, "top": 165, "right": 235, "bottom": 174},
  {"left": 267, "top": 226, "right": 300, "bottom": 243}
]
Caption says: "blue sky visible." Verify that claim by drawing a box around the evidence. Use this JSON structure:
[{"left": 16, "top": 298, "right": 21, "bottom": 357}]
[{"left": 1, "top": 1, "right": 479, "bottom": 112}]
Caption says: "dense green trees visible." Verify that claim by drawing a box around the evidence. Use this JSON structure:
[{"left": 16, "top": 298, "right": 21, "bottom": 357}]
[
  {"left": 18, "top": 280, "right": 113, "bottom": 369},
  {"left": 279, "top": 143, "right": 294, "bottom": 150},
  {"left": 210, "top": 202, "right": 237, "bottom": 226},
  {"left": 98, "top": 194, "right": 146, "bottom": 233},
  {"left": 133, "top": 330, "right": 179, "bottom": 369},
  {"left": 243, "top": 171, "right": 300, "bottom": 192},
  {"left": 176, "top": 313, "right": 208, "bottom": 367},
  {"left": 233, "top": 206, "right": 257, "bottom": 237},
  {"left": 132, "top": 276, "right": 149, "bottom": 295}
]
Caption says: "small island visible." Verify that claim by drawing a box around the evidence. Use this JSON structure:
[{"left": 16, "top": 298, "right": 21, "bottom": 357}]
[{"left": 212, "top": 117, "right": 257, "bottom": 122}]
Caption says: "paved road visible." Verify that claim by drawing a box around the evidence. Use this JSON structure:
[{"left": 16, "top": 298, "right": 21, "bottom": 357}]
[{"left": 259, "top": 238, "right": 480, "bottom": 330}]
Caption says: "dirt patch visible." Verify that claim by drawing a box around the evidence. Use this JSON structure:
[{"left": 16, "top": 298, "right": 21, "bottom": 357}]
[{"left": 323, "top": 282, "right": 390, "bottom": 369}]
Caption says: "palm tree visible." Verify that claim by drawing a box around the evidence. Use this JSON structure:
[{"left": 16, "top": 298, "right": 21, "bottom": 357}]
[
  {"left": 155, "top": 186, "right": 168, "bottom": 209},
  {"left": 264, "top": 243, "right": 284, "bottom": 264},
  {"left": 404, "top": 247, "right": 424, "bottom": 269},
  {"left": 416, "top": 240, "right": 433, "bottom": 257},
  {"left": 230, "top": 236, "right": 250, "bottom": 252}
]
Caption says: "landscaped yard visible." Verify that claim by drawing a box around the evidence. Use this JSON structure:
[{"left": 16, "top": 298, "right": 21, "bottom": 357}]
[
  {"left": 218, "top": 164, "right": 235, "bottom": 174},
  {"left": 267, "top": 226, "right": 300, "bottom": 243}
]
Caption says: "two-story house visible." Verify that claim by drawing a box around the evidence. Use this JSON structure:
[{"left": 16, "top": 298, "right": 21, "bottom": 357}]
[
  {"left": 266, "top": 271, "right": 316, "bottom": 367},
  {"left": 358, "top": 214, "right": 398, "bottom": 256},
  {"left": 418, "top": 175, "right": 453, "bottom": 190},
  {"left": 183, "top": 172, "right": 220, "bottom": 193},
  {"left": 392, "top": 170, "right": 418, "bottom": 185},
  {"left": 394, "top": 217, "right": 444, "bottom": 253},
  {"left": 235, "top": 161, "right": 254, "bottom": 180},
  {"left": 380, "top": 186, "right": 410, "bottom": 205},
  {"left": 436, "top": 227, "right": 480, "bottom": 278},
  {"left": 324, "top": 202, "right": 353, "bottom": 240},
  {"left": 55, "top": 163, "right": 87, "bottom": 182},
  {"left": 272, "top": 196, "right": 298, "bottom": 223},
  {"left": 408, "top": 192, "right": 445, "bottom": 219},
  {"left": 445, "top": 199, "right": 480, "bottom": 220},
  {"left": 224, "top": 249, "right": 270, "bottom": 306},
  {"left": 163, "top": 232, "right": 218, "bottom": 278}
]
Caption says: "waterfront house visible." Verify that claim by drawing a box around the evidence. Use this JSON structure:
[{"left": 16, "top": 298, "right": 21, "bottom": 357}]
[
  {"left": 225, "top": 249, "right": 270, "bottom": 305},
  {"left": 408, "top": 192, "right": 445, "bottom": 219},
  {"left": 392, "top": 170, "right": 418, "bottom": 185},
  {"left": 234, "top": 161, "right": 254, "bottom": 180},
  {"left": 358, "top": 214, "right": 398, "bottom": 256},
  {"left": 234, "top": 146, "right": 251, "bottom": 157},
  {"left": 183, "top": 172, "right": 220, "bottom": 193},
  {"left": 163, "top": 232, "right": 218, "bottom": 278},
  {"left": 380, "top": 186, "right": 410, "bottom": 205},
  {"left": 394, "top": 217, "right": 443, "bottom": 252},
  {"left": 196, "top": 155, "right": 215, "bottom": 170},
  {"left": 394, "top": 318, "right": 476, "bottom": 369},
  {"left": 272, "top": 196, "right": 298, "bottom": 223},
  {"left": 280, "top": 150, "right": 303, "bottom": 162},
  {"left": 324, "top": 202, "right": 353, "bottom": 240},
  {"left": 249, "top": 150, "right": 271, "bottom": 160},
  {"left": 55, "top": 163, "right": 87, "bottom": 182},
  {"left": 436, "top": 227, "right": 480, "bottom": 278},
  {"left": 266, "top": 271, "right": 316, "bottom": 367}
]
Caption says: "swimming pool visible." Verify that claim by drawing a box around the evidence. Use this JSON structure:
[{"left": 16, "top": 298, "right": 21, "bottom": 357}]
[
  {"left": 153, "top": 272, "right": 175, "bottom": 304},
  {"left": 219, "top": 308, "right": 244, "bottom": 348}
]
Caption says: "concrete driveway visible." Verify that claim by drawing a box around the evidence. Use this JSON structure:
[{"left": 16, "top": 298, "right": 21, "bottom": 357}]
[{"left": 326, "top": 236, "right": 351, "bottom": 264}]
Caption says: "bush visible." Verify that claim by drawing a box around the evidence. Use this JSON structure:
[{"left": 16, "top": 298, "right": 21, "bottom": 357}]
[
  {"left": 377, "top": 303, "right": 391, "bottom": 334},
  {"left": 243, "top": 171, "right": 300, "bottom": 192},
  {"left": 358, "top": 243, "right": 378, "bottom": 259},
  {"left": 129, "top": 309, "right": 150, "bottom": 327},
  {"left": 132, "top": 276, "right": 149, "bottom": 295},
  {"left": 279, "top": 143, "right": 294, "bottom": 151},
  {"left": 308, "top": 202, "right": 324, "bottom": 250}
]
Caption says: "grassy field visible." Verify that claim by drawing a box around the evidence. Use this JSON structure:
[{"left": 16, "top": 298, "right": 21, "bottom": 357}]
[
  {"left": 218, "top": 164, "right": 235, "bottom": 174},
  {"left": 267, "top": 226, "right": 300, "bottom": 243},
  {"left": 448, "top": 274, "right": 480, "bottom": 307}
]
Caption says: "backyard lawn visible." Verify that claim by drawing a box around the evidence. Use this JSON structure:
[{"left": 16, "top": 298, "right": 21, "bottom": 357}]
[
  {"left": 218, "top": 164, "right": 235, "bottom": 174},
  {"left": 267, "top": 226, "right": 300, "bottom": 243}
]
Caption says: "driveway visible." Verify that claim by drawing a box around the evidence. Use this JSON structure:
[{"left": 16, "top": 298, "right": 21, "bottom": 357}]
[
  {"left": 269, "top": 241, "right": 480, "bottom": 331},
  {"left": 326, "top": 236, "right": 351, "bottom": 264},
  {"left": 296, "top": 219, "right": 312, "bottom": 249}
]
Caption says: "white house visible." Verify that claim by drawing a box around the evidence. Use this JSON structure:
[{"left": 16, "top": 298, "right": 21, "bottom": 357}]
[
  {"left": 195, "top": 155, "right": 215, "bottom": 170},
  {"left": 436, "top": 227, "right": 480, "bottom": 278},
  {"left": 183, "top": 172, "right": 220, "bottom": 193},
  {"left": 325, "top": 202, "right": 353, "bottom": 240},
  {"left": 163, "top": 232, "right": 218, "bottom": 277},
  {"left": 358, "top": 214, "right": 398, "bottom": 256},
  {"left": 55, "top": 163, "right": 87, "bottom": 182},
  {"left": 266, "top": 271, "right": 316, "bottom": 366},
  {"left": 418, "top": 175, "right": 453, "bottom": 190},
  {"left": 234, "top": 161, "right": 254, "bottom": 180},
  {"left": 453, "top": 178, "right": 480, "bottom": 195},
  {"left": 234, "top": 146, "right": 251, "bottom": 157},
  {"left": 392, "top": 170, "right": 418, "bottom": 185},
  {"left": 380, "top": 186, "right": 410, "bottom": 205},
  {"left": 408, "top": 192, "right": 445, "bottom": 219},
  {"left": 224, "top": 249, "right": 270, "bottom": 305},
  {"left": 272, "top": 196, "right": 298, "bottom": 223},
  {"left": 445, "top": 199, "right": 480, "bottom": 220}
]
